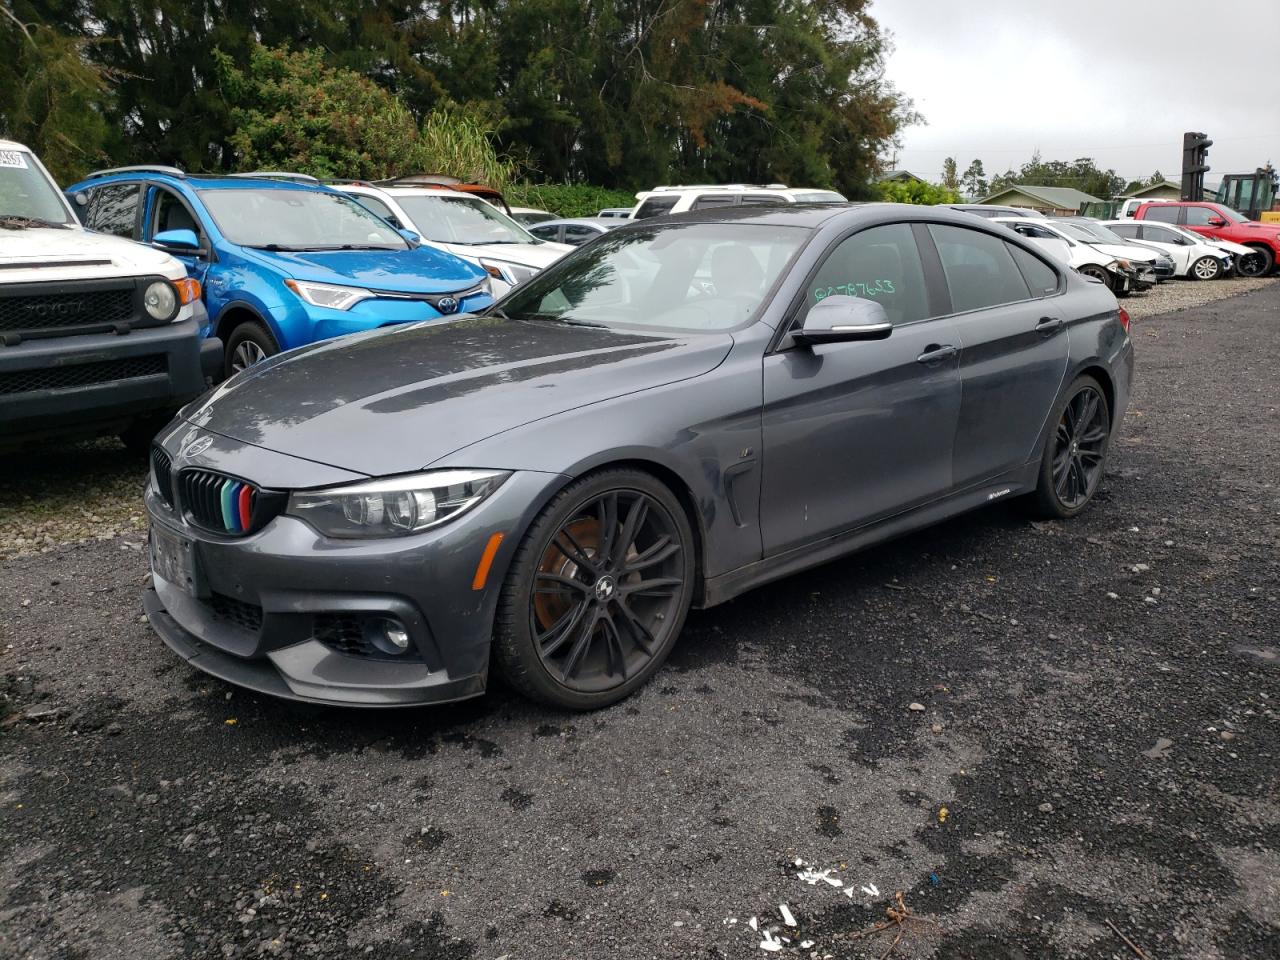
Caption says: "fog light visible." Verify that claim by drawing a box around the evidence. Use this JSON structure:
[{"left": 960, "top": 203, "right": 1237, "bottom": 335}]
[{"left": 375, "top": 617, "right": 411, "bottom": 655}]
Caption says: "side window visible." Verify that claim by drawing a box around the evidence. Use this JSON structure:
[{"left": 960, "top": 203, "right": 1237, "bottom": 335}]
[
  {"left": 562, "top": 224, "right": 598, "bottom": 244},
  {"left": 351, "top": 195, "right": 401, "bottom": 228},
  {"left": 690, "top": 194, "right": 737, "bottom": 210},
  {"left": 1008, "top": 244, "right": 1059, "bottom": 297},
  {"left": 1143, "top": 204, "right": 1180, "bottom": 223},
  {"left": 1185, "top": 206, "right": 1220, "bottom": 226},
  {"left": 633, "top": 196, "right": 679, "bottom": 219},
  {"left": 85, "top": 183, "right": 140, "bottom": 238},
  {"left": 805, "top": 223, "right": 930, "bottom": 327},
  {"left": 1109, "top": 223, "right": 1140, "bottom": 239},
  {"left": 151, "top": 188, "right": 202, "bottom": 240},
  {"left": 528, "top": 224, "right": 560, "bottom": 242},
  {"left": 1143, "top": 225, "right": 1181, "bottom": 244},
  {"left": 928, "top": 223, "right": 1031, "bottom": 313}
]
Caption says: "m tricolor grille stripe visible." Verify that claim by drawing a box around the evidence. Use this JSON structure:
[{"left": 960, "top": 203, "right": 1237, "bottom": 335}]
[{"left": 179, "top": 469, "right": 261, "bottom": 535}]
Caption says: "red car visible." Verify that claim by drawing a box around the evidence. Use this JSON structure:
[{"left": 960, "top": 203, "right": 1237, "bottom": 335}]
[{"left": 1133, "top": 201, "right": 1280, "bottom": 277}]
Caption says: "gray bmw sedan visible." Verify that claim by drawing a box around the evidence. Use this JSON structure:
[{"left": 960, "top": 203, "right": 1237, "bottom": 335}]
[{"left": 144, "top": 204, "right": 1133, "bottom": 710}]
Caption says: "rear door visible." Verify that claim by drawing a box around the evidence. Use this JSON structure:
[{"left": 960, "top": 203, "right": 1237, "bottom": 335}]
[
  {"left": 925, "top": 223, "right": 1070, "bottom": 487},
  {"left": 760, "top": 222, "right": 962, "bottom": 554}
]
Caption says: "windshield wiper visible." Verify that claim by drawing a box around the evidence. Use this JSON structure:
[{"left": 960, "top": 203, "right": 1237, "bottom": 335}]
[
  {"left": 244, "top": 243, "right": 319, "bottom": 252},
  {"left": 336, "top": 244, "right": 401, "bottom": 251},
  {"left": 0, "top": 215, "right": 70, "bottom": 230}
]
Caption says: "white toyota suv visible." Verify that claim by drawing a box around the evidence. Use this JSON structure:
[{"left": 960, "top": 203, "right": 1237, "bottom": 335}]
[
  {"left": 630, "top": 184, "right": 847, "bottom": 219},
  {"left": 335, "top": 181, "right": 572, "bottom": 297},
  {"left": 0, "top": 141, "right": 217, "bottom": 449}
]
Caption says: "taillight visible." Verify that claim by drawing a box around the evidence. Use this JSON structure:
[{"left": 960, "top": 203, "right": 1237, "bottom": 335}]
[
  {"left": 1118, "top": 307, "right": 1131, "bottom": 332},
  {"left": 174, "top": 277, "right": 202, "bottom": 305}
]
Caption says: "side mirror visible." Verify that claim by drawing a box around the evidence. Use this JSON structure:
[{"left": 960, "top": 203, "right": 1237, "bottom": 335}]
[
  {"left": 397, "top": 227, "right": 421, "bottom": 245},
  {"left": 153, "top": 228, "right": 202, "bottom": 255},
  {"left": 793, "top": 295, "right": 892, "bottom": 347},
  {"left": 1207, "top": 217, "right": 1226, "bottom": 227}
]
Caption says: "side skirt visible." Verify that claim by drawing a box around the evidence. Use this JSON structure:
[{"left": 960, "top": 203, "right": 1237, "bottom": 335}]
[{"left": 698, "top": 463, "right": 1038, "bottom": 609}]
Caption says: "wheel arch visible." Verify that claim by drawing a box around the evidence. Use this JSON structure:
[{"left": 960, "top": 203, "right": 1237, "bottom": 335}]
[
  {"left": 214, "top": 301, "right": 280, "bottom": 349},
  {"left": 1074, "top": 363, "right": 1116, "bottom": 427}
]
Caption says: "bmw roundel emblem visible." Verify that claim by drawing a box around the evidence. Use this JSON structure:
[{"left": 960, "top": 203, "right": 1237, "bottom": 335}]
[
  {"left": 437, "top": 296, "right": 459, "bottom": 315},
  {"left": 181, "top": 435, "right": 213, "bottom": 459}
]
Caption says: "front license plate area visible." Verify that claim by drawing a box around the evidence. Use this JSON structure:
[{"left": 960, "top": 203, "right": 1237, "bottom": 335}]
[{"left": 151, "top": 525, "right": 197, "bottom": 597}]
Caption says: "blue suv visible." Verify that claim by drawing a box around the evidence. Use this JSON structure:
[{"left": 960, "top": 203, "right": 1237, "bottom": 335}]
[{"left": 65, "top": 168, "right": 494, "bottom": 377}]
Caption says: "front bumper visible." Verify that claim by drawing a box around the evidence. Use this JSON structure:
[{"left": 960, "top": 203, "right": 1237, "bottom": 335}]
[
  {"left": 143, "top": 460, "right": 562, "bottom": 707},
  {"left": 0, "top": 304, "right": 216, "bottom": 441}
]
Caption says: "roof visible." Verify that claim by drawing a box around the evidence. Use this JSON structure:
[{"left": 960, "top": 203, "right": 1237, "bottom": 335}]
[
  {"left": 1122, "top": 179, "right": 1182, "bottom": 199},
  {"left": 0, "top": 139, "right": 29, "bottom": 151},
  {"left": 878, "top": 169, "right": 924, "bottom": 183},
  {"left": 979, "top": 184, "right": 1103, "bottom": 209},
  {"left": 66, "top": 167, "right": 337, "bottom": 193},
  {"left": 620, "top": 202, "right": 998, "bottom": 232}
]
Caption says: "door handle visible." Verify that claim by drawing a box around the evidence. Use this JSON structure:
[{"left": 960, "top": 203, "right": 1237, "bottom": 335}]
[
  {"left": 1035, "top": 316, "right": 1064, "bottom": 334},
  {"left": 916, "top": 344, "right": 958, "bottom": 364}
]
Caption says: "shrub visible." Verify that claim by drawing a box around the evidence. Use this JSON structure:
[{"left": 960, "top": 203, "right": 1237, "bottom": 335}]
[
  {"left": 507, "top": 183, "right": 637, "bottom": 218},
  {"left": 876, "top": 179, "right": 961, "bottom": 205}
]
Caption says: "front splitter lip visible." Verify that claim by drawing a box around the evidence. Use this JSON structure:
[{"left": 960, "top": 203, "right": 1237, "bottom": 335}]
[{"left": 143, "top": 586, "right": 487, "bottom": 708}]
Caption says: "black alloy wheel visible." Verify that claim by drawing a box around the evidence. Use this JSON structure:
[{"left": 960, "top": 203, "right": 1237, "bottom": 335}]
[
  {"left": 1028, "top": 376, "right": 1111, "bottom": 519},
  {"left": 1237, "top": 246, "right": 1275, "bottom": 279},
  {"left": 494, "top": 469, "right": 694, "bottom": 709},
  {"left": 1190, "top": 255, "right": 1222, "bottom": 281}
]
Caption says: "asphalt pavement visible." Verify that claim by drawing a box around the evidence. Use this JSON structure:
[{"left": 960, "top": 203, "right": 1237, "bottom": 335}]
[{"left": 2, "top": 284, "right": 1278, "bottom": 960}]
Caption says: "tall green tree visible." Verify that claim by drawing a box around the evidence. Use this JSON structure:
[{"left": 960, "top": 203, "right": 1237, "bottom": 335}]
[
  {"left": 0, "top": 3, "right": 113, "bottom": 181},
  {"left": 989, "top": 153, "right": 1124, "bottom": 199},
  {"left": 941, "top": 156, "right": 959, "bottom": 192},
  {"left": 961, "top": 158, "right": 987, "bottom": 198}
]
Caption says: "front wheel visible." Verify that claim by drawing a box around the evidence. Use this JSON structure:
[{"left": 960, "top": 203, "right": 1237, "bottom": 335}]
[
  {"left": 493, "top": 469, "right": 695, "bottom": 710},
  {"left": 1190, "top": 255, "right": 1222, "bottom": 281},
  {"left": 1237, "top": 246, "right": 1275, "bottom": 278},
  {"left": 1026, "top": 376, "right": 1112, "bottom": 520},
  {"left": 1077, "top": 264, "right": 1115, "bottom": 292},
  {"left": 224, "top": 321, "right": 279, "bottom": 379}
]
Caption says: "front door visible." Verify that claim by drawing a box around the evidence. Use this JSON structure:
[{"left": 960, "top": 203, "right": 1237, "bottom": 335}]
[
  {"left": 760, "top": 223, "right": 962, "bottom": 556},
  {"left": 145, "top": 186, "right": 215, "bottom": 321}
]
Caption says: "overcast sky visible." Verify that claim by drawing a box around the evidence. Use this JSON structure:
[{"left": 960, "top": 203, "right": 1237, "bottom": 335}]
[{"left": 870, "top": 0, "right": 1280, "bottom": 188}]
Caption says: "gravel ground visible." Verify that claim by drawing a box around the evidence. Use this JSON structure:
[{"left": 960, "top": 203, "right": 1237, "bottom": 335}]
[
  {"left": 1, "top": 283, "right": 1278, "bottom": 960},
  {"left": 1120, "top": 273, "right": 1275, "bottom": 321}
]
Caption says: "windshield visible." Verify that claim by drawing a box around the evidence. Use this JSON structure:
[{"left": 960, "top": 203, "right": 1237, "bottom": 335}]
[
  {"left": 497, "top": 221, "right": 810, "bottom": 333},
  {"left": 791, "top": 191, "right": 847, "bottom": 204},
  {"left": 1052, "top": 221, "right": 1103, "bottom": 243},
  {"left": 395, "top": 194, "right": 539, "bottom": 245},
  {"left": 197, "top": 188, "right": 407, "bottom": 249},
  {"left": 0, "top": 149, "right": 73, "bottom": 224},
  {"left": 1063, "top": 221, "right": 1128, "bottom": 245}
]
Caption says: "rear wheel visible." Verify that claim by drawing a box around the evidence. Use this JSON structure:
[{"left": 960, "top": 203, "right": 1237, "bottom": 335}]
[
  {"left": 224, "top": 320, "right": 279, "bottom": 378},
  {"left": 493, "top": 469, "right": 695, "bottom": 710},
  {"left": 1027, "top": 376, "right": 1111, "bottom": 520},
  {"left": 1190, "top": 255, "right": 1222, "bottom": 281},
  {"left": 1237, "top": 245, "right": 1275, "bottom": 278}
]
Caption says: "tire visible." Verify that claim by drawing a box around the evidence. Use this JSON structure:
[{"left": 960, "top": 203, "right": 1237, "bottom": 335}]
[
  {"left": 223, "top": 320, "right": 279, "bottom": 379},
  {"left": 1077, "top": 264, "right": 1115, "bottom": 292},
  {"left": 1026, "top": 375, "right": 1112, "bottom": 520},
  {"left": 492, "top": 468, "right": 696, "bottom": 710},
  {"left": 1237, "top": 245, "right": 1275, "bottom": 279},
  {"left": 119, "top": 412, "right": 173, "bottom": 454},
  {"left": 1190, "top": 256, "right": 1222, "bottom": 281}
]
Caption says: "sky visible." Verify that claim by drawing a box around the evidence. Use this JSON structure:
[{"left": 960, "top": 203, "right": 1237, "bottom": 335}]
[{"left": 869, "top": 0, "right": 1280, "bottom": 189}]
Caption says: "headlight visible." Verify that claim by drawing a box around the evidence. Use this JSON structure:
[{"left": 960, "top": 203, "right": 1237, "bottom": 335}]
[
  {"left": 143, "top": 280, "right": 178, "bottom": 320},
  {"left": 478, "top": 260, "right": 539, "bottom": 286},
  {"left": 286, "top": 469, "right": 510, "bottom": 538},
  {"left": 284, "top": 279, "right": 373, "bottom": 311}
]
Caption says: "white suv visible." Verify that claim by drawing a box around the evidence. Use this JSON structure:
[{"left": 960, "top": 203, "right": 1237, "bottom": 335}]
[
  {"left": 1, "top": 140, "right": 216, "bottom": 449},
  {"left": 630, "top": 184, "right": 847, "bottom": 219},
  {"left": 336, "top": 182, "right": 572, "bottom": 296}
]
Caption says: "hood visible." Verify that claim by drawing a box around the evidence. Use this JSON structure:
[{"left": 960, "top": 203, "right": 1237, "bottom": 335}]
[
  {"left": 1090, "top": 243, "right": 1157, "bottom": 263},
  {"left": 241, "top": 245, "right": 486, "bottom": 293},
  {"left": 0, "top": 226, "right": 181, "bottom": 281},
  {"left": 1209, "top": 238, "right": 1253, "bottom": 255},
  {"left": 437, "top": 241, "right": 572, "bottom": 269},
  {"left": 183, "top": 315, "right": 732, "bottom": 477}
]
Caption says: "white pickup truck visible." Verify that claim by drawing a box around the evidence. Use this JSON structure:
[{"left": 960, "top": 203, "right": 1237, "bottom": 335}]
[{"left": 0, "top": 140, "right": 219, "bottom": 449}]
